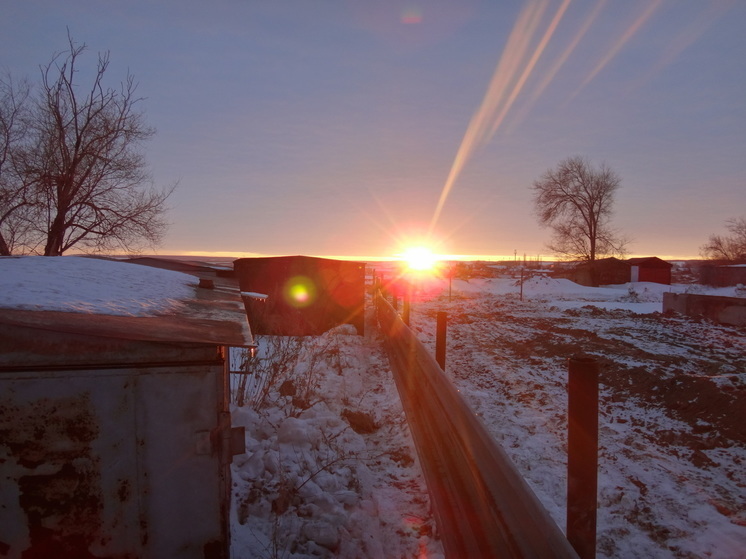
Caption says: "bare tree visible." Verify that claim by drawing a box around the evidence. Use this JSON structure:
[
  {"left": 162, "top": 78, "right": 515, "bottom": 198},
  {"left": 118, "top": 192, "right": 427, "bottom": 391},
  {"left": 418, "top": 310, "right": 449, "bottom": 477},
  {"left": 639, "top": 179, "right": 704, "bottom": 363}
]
[
  {"left": 8, "top": 33, "right": 174, "bottom": 256},
  {"left": 700, "top": 216, "right": 746, "bottom": 262},
  {"left": 532, "top": 156, "right": 628, "bottom": 261},
  {"left": 0, "top": 74, "right": 33, "bottom": 256}
]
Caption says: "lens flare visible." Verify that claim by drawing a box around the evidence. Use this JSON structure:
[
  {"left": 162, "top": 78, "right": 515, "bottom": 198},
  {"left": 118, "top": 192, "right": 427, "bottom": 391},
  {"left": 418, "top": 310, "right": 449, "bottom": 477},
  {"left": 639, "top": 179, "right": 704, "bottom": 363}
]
[
  {"left": 401, "top": 7, "right": 423, "bottom": 24},
  {"left": 283, "top": 276, "right": 317, "bottom": 308},
  {"left": 403, "top": 246, "right": 439, "bottom": 271}
]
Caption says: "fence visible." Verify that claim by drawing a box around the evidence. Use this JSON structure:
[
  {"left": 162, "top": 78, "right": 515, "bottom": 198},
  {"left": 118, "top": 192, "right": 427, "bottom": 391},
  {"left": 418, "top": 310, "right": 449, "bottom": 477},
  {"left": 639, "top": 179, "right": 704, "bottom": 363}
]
[{"left": 375, "top": 290, "right": 579, "bottom": 558}]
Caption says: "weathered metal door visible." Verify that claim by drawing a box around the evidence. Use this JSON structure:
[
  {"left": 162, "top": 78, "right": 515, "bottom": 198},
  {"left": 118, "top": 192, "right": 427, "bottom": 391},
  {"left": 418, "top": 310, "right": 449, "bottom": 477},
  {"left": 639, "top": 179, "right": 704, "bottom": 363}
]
[{"left": 0, "top": 337, "right": 231, "bottom": 559}]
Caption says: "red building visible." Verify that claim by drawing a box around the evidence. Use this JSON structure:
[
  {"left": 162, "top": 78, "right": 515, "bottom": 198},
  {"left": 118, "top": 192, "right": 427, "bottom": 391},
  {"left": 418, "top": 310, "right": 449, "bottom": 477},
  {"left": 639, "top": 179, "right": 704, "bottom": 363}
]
[{"left": 627, "top": 257, "right": 672, "bottom": 285}]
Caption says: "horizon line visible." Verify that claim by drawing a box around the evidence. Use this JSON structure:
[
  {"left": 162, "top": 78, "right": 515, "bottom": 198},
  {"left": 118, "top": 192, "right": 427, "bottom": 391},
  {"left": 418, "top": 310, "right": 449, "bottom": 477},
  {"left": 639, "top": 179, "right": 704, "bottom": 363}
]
[{"left": 136, "top": 250, "right": 705, "bottom": 263}]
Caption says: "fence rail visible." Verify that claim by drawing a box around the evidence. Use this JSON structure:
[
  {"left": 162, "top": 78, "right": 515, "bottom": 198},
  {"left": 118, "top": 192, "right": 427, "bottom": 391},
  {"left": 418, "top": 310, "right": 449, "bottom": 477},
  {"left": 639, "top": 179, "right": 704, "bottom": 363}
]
[{"left": 376, "top": 290, "right": 578, "bottom": 558}]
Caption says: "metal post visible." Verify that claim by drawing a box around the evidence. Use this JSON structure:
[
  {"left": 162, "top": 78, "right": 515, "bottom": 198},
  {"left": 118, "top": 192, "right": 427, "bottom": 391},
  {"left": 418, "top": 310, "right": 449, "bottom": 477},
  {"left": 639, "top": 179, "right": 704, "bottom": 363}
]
[
  {"left": 520, "top": 266, "right": 524, "bottom": 301},
  {"left": 435, "top": 312, "right": 447, "bottom": 370},
  {"left": 567, "top": 355, "right": 599, "bottom": 559}
]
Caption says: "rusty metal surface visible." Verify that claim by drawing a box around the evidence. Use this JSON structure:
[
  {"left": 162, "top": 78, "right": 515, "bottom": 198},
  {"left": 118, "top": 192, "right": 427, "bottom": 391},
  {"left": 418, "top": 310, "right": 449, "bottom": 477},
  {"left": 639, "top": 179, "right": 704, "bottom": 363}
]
[
  {"left": 0, "top": 362, "right": 231, "bottom": 559},
  {"left": 0, "top": 320, "right": 225, "bottom": 372},
  {"left": 0, "top": 258, "right": 244, "bottom": 557}
]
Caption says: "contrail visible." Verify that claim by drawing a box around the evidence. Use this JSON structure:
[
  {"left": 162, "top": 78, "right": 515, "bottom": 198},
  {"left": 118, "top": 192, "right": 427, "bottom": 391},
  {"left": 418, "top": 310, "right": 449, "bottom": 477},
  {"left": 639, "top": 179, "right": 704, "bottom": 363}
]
[
  {"left": 429, "top": 0, "right": 555, "bottom": 236},
  {"left": 630, "top": 1, "right": 733, "bottom": 93},
  {"left": 508, "top": 0, "right": 606, "bottom": 133},
  {"left": 572, "top": 0, "right": 663, "bottom": 98},
  {"left": 487, "top": 0, "right": 572, "bottom": 138},
  {"left": 428, "top": 0, "right": 666, "bottom": 238}
]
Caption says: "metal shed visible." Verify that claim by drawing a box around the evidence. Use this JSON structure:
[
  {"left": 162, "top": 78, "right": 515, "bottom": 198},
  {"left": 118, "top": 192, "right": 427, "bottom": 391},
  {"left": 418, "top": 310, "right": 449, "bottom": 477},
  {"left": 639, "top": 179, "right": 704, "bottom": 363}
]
[
  {"left": 699, "top": 263, "right": 746, "bottom": 287},
  {"left": 0, "top": 258, "right": 253, "bottom": 559},
  {"left": 233, "top": 255, "right": 366, "bottom": 336},
  {"left": 558, "top": 257, "right": 631, "bottom": 287},
  {"left": 627, "top": 256, "right": 673, "bottom": 285}
]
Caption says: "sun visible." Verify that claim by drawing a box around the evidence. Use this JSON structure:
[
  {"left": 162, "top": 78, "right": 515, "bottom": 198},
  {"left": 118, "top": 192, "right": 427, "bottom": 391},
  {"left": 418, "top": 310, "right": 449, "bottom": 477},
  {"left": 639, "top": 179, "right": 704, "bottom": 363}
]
[{"left": 402, "top": 246, "right": 439, "bottom": 272}]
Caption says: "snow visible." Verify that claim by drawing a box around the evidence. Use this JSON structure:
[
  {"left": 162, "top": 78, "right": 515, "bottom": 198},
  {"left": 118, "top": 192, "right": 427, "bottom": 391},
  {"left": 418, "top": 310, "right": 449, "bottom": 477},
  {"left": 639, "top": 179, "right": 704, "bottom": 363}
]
[
  {"left": 410, "top": 277, "right": 745, "bottom": 558},
  {"left": 241, "top": 291, "right": 269, "bottom": 300},
  {"left": 0, "top": 256, "right": 195, "bottom": 316},
  {"left": 3, "top": 255, "right": 743, "bottom": 557},
  {"left": 230, "top": 273, "right": 745, "bottom": 558},
  {"left": 229, "top": 328, "right": 443, "bottom": 558}
]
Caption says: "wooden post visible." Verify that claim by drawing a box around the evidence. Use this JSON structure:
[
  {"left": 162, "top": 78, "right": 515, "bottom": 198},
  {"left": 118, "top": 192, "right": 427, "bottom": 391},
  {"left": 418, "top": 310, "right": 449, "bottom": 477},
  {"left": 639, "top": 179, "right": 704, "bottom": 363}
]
[
  {"left": 567, "top": 356, "right": 599, "bottom": 559},
  {"left": 435, "top": 312, "right": 447, "bottom": 370},
  {"left": 402, "top": 297, "right": 410, "bottom": 326}
]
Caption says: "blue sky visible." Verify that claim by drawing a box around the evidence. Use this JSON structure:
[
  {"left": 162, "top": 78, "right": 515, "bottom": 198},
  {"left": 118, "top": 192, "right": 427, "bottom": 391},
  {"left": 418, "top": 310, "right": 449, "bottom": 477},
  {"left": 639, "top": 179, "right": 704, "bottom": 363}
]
[{"left": 2, "top": 0, "right": 745, "bottom": 260}]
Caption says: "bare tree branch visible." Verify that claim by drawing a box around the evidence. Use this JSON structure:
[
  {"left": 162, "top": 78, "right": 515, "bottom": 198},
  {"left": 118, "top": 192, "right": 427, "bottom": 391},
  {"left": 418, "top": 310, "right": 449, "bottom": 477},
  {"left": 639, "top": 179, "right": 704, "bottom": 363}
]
[
  {"left": 0, "top": 73, "right": 35, "bottom": 256},
  {"left": 2, "top": 32, "right": 174, "bottom": 256},
  {"left": 532, "top": 156, "right": 628, "bottom": 261},
  {"left": 700, "top": 216, "right": 746, "bottom": 262}
]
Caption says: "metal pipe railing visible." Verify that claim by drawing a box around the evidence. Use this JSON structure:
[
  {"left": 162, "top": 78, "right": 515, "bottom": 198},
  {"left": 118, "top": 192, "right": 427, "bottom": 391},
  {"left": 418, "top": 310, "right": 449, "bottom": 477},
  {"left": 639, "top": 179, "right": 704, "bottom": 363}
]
[{"left": 375, "top": 290, "right": 578, "bottom": 558}]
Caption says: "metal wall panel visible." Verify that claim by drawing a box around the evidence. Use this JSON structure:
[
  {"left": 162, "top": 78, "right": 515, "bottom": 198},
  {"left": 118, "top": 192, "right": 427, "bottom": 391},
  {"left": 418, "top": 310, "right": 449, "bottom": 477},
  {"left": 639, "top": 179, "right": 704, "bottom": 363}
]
[{"left": 0, "top": 361, "right": 229, "bottom": 559}]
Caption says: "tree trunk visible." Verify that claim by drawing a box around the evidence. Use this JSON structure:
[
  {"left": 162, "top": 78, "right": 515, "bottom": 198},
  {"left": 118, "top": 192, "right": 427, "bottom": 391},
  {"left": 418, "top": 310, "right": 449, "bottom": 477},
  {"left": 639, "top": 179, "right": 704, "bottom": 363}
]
[
  {"left": 44, "top": 214, "right": 66, "bottom": 256},
  {"left": 0, "top": 233, "right": 11, "bottom": 256}
]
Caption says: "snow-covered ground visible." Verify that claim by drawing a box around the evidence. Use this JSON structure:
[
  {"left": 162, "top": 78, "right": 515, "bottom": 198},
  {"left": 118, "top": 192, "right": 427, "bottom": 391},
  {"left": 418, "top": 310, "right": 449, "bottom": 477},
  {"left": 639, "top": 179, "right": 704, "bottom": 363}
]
[
  {"left": 229, "top": 324, "right": 443, "bottom": 559},
  {"left": 411, "top": 276, "right": 746, "bottom": 558},
  {"left": 230, "top": 274, "right": 745, "bottom": 558},
  {"left": 2, "top": 256, "right": 742, "bottom": 557}
]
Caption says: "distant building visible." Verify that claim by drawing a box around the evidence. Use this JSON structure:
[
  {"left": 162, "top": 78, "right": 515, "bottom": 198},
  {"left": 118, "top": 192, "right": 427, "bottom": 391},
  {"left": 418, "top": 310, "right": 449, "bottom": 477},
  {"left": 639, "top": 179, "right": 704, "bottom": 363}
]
[
  {"left": 555, "top": 256, "right": 673, "bottom": 287},
  {"left": 699, "top": 263, "right": 746, "bottom": 287},
  {"left": 627, "top": 257, "right": 673, "bottom": 285},
  {"left": 556, "top": 257, "right": 630, "bottom": 287}
]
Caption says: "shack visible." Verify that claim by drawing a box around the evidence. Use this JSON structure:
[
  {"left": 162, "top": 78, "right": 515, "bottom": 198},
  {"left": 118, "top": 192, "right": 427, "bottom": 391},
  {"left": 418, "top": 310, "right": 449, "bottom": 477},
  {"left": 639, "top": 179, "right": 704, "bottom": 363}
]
[
  {"left": 699, "top": 263, "right": 746, "bottom": 287},
  {"left": 557, "top": 257, "right": 631, "bottom": 287},
  {"left": 0, "top": 256, "right": 253, "bottom": 559},
  {"left": 234, "top": 255, "right": 366, "bottom": 336},
  {"left": 627, "top": 256, "right": 673, "bottom": 285}
]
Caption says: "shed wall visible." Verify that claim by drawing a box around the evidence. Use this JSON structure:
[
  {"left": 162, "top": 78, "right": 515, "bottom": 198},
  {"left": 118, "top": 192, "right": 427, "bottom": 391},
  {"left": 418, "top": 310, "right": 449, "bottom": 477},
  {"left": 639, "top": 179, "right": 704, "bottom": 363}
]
[
  {"left": 0, "top": 348, "right": 230, "bottom": 558},
  {"left": 638, "top": 267, "right": 672, "bottom": 285},
  {"left": 234, "top": 256, "right": 365, "bottom": 336}
]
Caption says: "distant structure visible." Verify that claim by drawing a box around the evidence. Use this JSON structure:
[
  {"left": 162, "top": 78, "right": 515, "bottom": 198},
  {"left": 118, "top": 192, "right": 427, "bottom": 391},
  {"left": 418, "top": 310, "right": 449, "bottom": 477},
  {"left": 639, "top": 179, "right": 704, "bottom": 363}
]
[
  {"left": 556, "top": 256, "right": 672, "bottom": 287},
  {"left": 627, "top": 257, "right": 673, "bottom": 285},
  {"left": 234, "top": 255, "right": 366, "bottom": 336},
  {"left": 664, "top": 292, "right": 746, "bottom": 327},
  {"left": 699, "top": 263, "right": 746, "bottom": 287},
  {"left": 557, "top": 257, "right": 630, "bottom": 287}
]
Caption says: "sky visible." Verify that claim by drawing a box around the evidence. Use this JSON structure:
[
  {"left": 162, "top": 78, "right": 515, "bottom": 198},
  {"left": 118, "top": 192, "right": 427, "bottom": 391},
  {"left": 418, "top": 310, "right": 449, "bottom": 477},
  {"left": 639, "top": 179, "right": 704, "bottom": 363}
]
[{"left": 1, "top": 0, "right": 745, "bottom": 261}]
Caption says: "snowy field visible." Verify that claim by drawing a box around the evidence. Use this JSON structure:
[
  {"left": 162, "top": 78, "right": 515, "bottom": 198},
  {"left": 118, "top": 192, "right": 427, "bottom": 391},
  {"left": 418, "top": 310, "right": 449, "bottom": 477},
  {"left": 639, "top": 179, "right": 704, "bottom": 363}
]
[
  {"left": 231, "top": 274, "right": 745, "bottom": 559},
  {"left": 408, "top": 276, "right": 745, "bottom": 558}
]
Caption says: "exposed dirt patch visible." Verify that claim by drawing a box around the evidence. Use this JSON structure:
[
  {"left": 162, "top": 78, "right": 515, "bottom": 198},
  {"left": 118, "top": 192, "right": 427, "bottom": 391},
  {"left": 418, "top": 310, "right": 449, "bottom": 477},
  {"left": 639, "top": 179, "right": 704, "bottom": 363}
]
[{"left": 414, "top": 292, "right": 746, "bottom": 557}]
